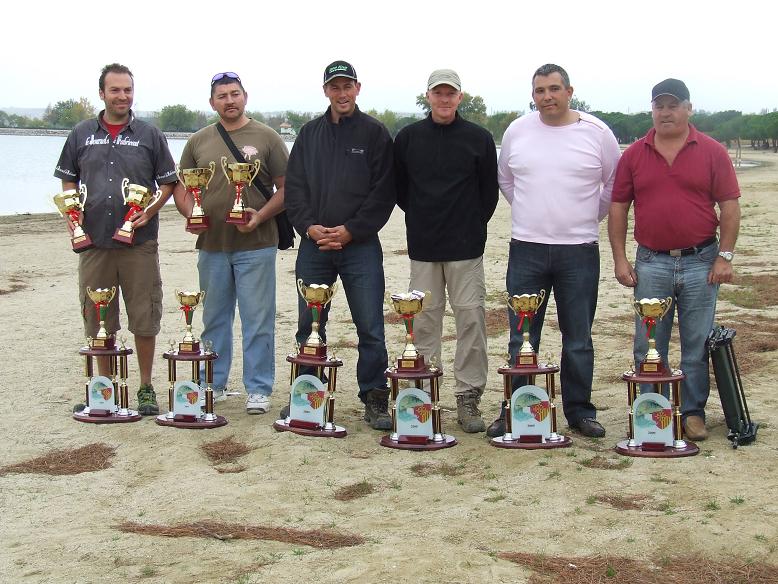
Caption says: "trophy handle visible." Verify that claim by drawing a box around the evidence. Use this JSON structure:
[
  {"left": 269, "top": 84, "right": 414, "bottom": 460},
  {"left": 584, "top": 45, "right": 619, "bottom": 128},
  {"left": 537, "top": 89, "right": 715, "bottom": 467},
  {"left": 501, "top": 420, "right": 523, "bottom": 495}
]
[
  {"left": 537, "top": 289, "right": 546, "bottom": 307},
  {"left": 109, "top": 286, "right": 117, "bottom": 302},
  {"left": 150, "top": 189, "right": 163, "bottom": 208},
  {"left": 200, "top": 290, "right": 206, "bottom": 304},
  {"left": 79, "top": 184, "right": 88, "bottom": 207},
  {"left": 249, "top": 159, "right": 261, "bottom": 183},
  {"left": 220, "top": 156, "right": 230, "bottom": 180},
  {"left": 52, "top": 193, "right": 65, "bottom": 217},
  {"left": 205, "top": 161, "right": 216, "bottom": 188},
  {"left": 659, "top": 297, "right": 673, "bottom": 319},
  {"left": 632, "top": 300, "right": 642, "bottom": 319},
  {"left": 296, "top": 278, "right": 306, "bottom": 299},
  {"left": 120, "top": 178, "right": 130, "bottom": 203},
  {"left": 175, "top": 164, "right": 183, "bottom": 184},
  {"left": 328, "top": 280, "right": 338, "bottom": 302}
]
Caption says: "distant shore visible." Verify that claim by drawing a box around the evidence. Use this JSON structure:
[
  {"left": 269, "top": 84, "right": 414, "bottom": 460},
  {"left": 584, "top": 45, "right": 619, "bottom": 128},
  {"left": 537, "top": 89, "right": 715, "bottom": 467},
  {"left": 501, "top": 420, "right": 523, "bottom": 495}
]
[{"left": 0, "top": 127, "right": 193, "bottom": 139}]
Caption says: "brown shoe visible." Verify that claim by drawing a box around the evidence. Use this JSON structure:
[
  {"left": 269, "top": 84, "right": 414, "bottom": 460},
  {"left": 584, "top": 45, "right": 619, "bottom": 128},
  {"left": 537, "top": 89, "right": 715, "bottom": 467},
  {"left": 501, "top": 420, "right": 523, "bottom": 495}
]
[
  {"left": 683, "top": 415, "right": 708, "bottom": 441},
  {"left": 456, "top": 393, "right": 486, "bottom": 433}
]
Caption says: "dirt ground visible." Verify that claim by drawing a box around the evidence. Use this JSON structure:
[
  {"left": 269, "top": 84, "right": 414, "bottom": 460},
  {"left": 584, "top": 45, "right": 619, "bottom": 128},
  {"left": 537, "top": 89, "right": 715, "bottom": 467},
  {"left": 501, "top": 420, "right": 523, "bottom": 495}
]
[{"left": 1, "top": 150, "right": 777, "bottom": 584}]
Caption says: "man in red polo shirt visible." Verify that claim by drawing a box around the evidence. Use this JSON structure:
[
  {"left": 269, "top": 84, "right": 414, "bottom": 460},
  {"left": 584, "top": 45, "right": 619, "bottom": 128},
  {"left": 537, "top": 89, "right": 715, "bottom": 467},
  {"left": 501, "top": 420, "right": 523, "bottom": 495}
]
[{"left": 608, "top": 78, "right": 741, "bottom": 441}]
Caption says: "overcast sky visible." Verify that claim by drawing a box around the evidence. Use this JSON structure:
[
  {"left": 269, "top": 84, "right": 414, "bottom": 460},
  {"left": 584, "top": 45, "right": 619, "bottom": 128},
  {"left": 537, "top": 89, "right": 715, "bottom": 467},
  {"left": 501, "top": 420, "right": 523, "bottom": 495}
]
[{"left": 3, "top": 0, "right": 775, "bottom": 116}]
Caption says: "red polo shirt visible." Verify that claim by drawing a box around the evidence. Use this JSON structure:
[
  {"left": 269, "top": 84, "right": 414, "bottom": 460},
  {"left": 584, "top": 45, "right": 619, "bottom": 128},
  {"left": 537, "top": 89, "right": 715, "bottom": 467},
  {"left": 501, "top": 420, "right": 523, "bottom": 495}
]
[{"left": 611, "top": 124, "right": 740, "bottom": 250}]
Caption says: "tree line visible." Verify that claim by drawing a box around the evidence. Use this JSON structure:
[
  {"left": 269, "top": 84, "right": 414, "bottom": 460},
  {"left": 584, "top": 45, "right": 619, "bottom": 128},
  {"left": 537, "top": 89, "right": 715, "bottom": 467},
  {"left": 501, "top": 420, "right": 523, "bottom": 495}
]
[{"left": 3, "top": 96, "right": 778, "bottom": 150}]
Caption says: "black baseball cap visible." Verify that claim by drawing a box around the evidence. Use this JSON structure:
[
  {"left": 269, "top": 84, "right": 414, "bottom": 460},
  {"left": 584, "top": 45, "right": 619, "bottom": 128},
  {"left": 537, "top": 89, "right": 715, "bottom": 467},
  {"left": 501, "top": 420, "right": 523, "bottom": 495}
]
[
  {"left": 652, "top": 78, "right": 690, "bottom": 102},
  {"left": 323, "top": 61, "right": 358, "bottom": 84}
]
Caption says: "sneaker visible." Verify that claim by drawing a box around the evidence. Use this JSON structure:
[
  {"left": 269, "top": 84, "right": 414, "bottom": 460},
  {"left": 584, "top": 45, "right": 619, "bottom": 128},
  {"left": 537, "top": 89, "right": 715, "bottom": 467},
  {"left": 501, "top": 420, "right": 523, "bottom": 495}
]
[
  {"left": 570, "top": 417, "right": 605, "bottom": 438},
  {"left": 456, "top": 393, "right": 486, "bottom": 433},
  {"left": 485, "top": 401, "right": 507, "bottom": 438},
  {"left": 246, "top": 393, "right": 271, "bottom": 414},
  {"left": 363, "top": 389, "right": 392, "bottom": 430},
  {"left": 200, "top": 388, "right": 228, "bottom": 407},
  {"left": 683, "top": 415, "right": 708, "bottom": 441},
  {"left": 137, "top": 384, "right": 159, "bottom": 416}
]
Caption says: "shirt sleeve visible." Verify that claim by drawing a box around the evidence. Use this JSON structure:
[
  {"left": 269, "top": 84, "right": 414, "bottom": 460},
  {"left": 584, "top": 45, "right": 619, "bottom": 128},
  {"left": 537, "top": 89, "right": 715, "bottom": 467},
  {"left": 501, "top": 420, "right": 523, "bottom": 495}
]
[
  {"left": 393, "top": 129, "right": 409, "bottom": 212},
  {"left": 284, "top": 126, "right": 315, "bottom": 236},
  {"left": 54, "top": 130, "right": 80, "bottom": 182},
  {"left": 479, "top": 130, "right": 499, "bottom": 223},
  {"left": 710, "top": 143, "right": 741, "bottom": 201},
  {"left": 611, "top": 146, "right": 636, "bottom": 204},
  {"left": 497, "top": 124, "right": 514, "bottom": 204},
  {"left": 598, "top": 126, "right": 622, "bottom": 221},
  {"left": 153, "top": 129, "right": 178, "bottom": 185}
]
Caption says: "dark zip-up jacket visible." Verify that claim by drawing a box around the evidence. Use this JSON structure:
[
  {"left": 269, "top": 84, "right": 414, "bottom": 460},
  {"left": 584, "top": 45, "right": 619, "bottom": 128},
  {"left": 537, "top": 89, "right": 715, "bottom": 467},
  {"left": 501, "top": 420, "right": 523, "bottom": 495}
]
[
  {"left": 285, "top": 106, "right": 396, "bottom": 242},
  {"left": 394, "top": 112, "right": 499, "bottom": 262}
]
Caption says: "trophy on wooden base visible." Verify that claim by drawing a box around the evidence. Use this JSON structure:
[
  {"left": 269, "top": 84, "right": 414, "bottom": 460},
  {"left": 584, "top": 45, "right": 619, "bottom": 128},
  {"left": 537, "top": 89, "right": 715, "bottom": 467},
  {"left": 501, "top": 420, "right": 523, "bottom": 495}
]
[
  {"left": 53, "top": 185, "right": 93, "bottom": 252},
  {"left": 508, "top": 291, "right": 545, "bottom": 367},
  {"left": 113, "top": 179, "right": 162, "bottom": 245},
  {"left": 73, "top": 337, "right": 142, "bottom": 424},
  {"left": 274, "top": 280, "right": 346, "bottom": 437},
  {"left": 616, "top": 299, "right": 698, "bottom": 458},
  {"left": 380, "top": 291, "right": 456, "bottom": 450},
  {"left": 177, "top": 162, "right": 215, "bottom": 231},
  {"left": 221, "top": 156, "right": 260, "bottom": 225},
  {"left": 175, "top": 290, "right": 205, "bottom": 353},
  {"left": 86, "top": 286, "right": 117, "bottom": 350}
]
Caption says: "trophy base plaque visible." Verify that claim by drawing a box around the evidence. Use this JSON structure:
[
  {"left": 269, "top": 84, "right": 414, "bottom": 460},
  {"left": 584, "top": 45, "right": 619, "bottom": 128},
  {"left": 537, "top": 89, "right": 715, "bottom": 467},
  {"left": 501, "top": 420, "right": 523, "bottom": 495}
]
[
  {"left": 396, "top": 355, "right": 426, "bottom": 372},
  {"left": 112, "top": 228, "right": 135, "bottom": 245},
  {"left": 225, "top": 210, "right": 250, "bottom": 225},
  {"left": 90, "top": 337, "right": 116, "bottom": 350},
  {"left": 639, "top": 361, "right": 669, "bottom": 376},
  {"left": 72, "top": 233, "right": 94, "bottom": 252},
  {"left": 155, "top": 414, "right": 228, "bottom": 429},
  {"left": 491, "top": 434, "right": 572, "bottom": 449},
  {"left": 186, "top": 216, "right": 210, "bottom": 231},
  {"left": 379, "top": 434, "right": 457, "bottom": 450},
  {"left": 178, "top": 341, "right": 200, "bottom": 354},
  {"left": 615, "top": 440, "right": 699, "bottom": 458},
  {"left": 73, "top": 409, "right": 142, "bottom": 424},
  {"left": 299, "top": 344, "right": 328, "bottom": 359},
  {"left": 272, "top": 418, "right": 347, "bottom": 438}
]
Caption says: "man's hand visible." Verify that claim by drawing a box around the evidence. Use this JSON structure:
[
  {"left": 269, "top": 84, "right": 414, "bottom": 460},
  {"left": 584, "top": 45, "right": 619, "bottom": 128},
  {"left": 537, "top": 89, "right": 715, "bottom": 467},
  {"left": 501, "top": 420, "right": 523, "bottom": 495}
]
[
  {"left": 614, "top": 257, "right": 638, "bottom": 288},
  {"left": 708, "top": 256, "right": 734, "bottom": 285},
  {"left": 130, "top": 209, "right": 152, "bottom": 230},
  {"left": 315, "top": 225, "right": 353, "bottom": 251},
  {"left": 235, "top": 208, "right": 262, "bottom": 233}
]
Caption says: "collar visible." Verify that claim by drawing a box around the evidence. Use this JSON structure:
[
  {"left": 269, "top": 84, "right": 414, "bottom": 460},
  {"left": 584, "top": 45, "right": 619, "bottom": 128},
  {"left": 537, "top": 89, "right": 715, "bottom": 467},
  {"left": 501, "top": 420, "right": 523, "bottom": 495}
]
[
  {"left": 96, "top": 109, "right": 136, "bottom": 132},
  {"left": 645, "top": 122, "right": 698, "bottom": 147},
  {"left": 326, "top": 104, "right": 361, "bottom": 126},
  {"left": 424, "top": 111, "right": 461, "bottom": 128}
]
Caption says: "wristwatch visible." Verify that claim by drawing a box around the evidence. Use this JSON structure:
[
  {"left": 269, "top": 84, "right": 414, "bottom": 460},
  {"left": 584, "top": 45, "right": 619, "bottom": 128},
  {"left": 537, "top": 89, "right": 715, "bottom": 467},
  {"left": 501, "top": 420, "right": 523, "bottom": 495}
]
[{"left": 718, "top": 250, "right": 734, "bottom": 262}]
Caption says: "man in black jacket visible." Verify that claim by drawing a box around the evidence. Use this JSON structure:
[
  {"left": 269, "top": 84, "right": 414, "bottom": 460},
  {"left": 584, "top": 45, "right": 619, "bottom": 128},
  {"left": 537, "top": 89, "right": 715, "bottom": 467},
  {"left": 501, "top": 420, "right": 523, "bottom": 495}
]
[
  {"left": 394, "top": 69, "right": 499, "bottom": 432},
  {"left": 285, "top": 60, "right": 396, "bottom": 430}
]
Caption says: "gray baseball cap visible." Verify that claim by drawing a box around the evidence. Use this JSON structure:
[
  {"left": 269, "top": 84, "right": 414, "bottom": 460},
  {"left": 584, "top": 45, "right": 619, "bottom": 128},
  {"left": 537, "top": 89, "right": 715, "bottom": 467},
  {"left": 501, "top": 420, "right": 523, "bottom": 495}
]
[{"left": 427, "top": 69, "right": 461, "bottom": 91}]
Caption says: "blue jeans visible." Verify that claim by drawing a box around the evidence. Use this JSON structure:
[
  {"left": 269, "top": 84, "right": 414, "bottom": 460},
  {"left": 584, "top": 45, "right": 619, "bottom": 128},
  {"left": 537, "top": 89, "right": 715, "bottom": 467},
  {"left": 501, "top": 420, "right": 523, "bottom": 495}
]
[
  {"left": 506, "top": 240, "right": 600, "bottom": 424},
  {"left": 633, "top": 242, "right": 719, "bottom": 419},
  {"left": 295, "top": 236, "right": 388, "bottom": 402},
  {"left": 197, "top": 247, "right": 277, "bottom": 396}
]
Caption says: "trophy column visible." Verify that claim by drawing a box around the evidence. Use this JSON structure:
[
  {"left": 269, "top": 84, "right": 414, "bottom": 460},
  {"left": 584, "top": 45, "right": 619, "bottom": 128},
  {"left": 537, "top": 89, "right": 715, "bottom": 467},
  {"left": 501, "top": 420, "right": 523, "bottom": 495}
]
[{"left": 73, "top": 344, "right": 141, "bottom": 424}]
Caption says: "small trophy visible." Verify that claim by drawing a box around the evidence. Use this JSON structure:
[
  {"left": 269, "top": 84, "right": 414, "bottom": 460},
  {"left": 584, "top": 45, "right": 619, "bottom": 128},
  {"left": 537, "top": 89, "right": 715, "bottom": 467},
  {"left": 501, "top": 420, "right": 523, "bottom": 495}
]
[
  {"left": 113, "top": 178, "right": 162, "bottom": 245},
  {"left": 86, "top": 286, "right": 117, "bottom": 350},
  {"left": 175, "top": 289, "right": 206, "bottom": 353},
  {"left": 177, "top": 163, "right": 215, "bottom": 230},
  {"left": 53, "top": 185, "right": 93, "bottom": 252},
  {"left": 297, "top": 279, "right": 337, "bottom": 359},
  {"left": 221, "top": 156, "right": 260, "bottom": 225},
  {"left": 507, "top": 291, "right": 546, "bottom": 367},
  {"left": 633, "top": 297, "right": 673, "bottom": 375},
  {"left": 389, "top": 290, "right": 427, "bottom": 371}
]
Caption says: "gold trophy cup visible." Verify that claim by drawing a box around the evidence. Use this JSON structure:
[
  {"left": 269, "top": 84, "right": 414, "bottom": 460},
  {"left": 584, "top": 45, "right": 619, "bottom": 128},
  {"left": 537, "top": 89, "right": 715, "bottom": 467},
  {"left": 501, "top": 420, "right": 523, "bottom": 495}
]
[
  {"left": 221, "top": 156, "right": 260, "bottom": 225},
  {"left": 389, "top": 290, "right": 428, "bottom": 370},
  {"left": 507, "top": 290, "right": 546, "bottom": 367},
  {"left": 86, "top": 286, "right": 117, "bottom": 349},
  {"left": 53, "top": 185, "right": 93, "bottom": 252},
  {"left": 113, "top": 179, "right": 162, "bottom": 245},
  {"left": 297, "top": 280, "right": 337, "bottom": 358},
  {"left": 175, "top": 289, "right": 206, "bottom": 353},
  {"left": 633, "top": 297, "right": 673, "bottom": 375},
  {"left": 177, "top": 162, "right": 215, "bottom": 231}
]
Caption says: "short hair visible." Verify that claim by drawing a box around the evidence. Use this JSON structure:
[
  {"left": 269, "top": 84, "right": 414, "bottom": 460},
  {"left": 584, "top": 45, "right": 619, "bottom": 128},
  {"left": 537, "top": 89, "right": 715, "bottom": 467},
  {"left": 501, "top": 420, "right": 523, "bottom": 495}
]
[
  {"left": 99, "top": 63, "right": 133, "bottom": 92},
  {"left": 532, "top": 64, "right": 570, "bottom": 88},
  {"left": 211, "top": 76, "right": 246, "bottom": 97}
]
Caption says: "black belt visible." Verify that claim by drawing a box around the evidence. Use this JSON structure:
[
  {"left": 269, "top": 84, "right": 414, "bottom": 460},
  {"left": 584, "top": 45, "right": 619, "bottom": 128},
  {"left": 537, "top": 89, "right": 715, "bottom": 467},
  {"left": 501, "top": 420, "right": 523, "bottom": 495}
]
[{"left": 654, "top": 237, "right": 717, "bottom": 257}]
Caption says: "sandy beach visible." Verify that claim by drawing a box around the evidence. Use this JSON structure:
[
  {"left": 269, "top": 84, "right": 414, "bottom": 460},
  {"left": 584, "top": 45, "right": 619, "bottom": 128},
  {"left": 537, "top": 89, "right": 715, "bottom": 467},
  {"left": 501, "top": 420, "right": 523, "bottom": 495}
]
[{"left": 1, "top": 150, "right": 777, "bottom": 583}]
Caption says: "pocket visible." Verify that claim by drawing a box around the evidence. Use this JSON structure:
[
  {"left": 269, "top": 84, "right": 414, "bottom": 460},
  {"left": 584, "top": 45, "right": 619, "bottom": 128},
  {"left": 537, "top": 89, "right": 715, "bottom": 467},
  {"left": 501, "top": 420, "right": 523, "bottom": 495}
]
[
  {"left": 695, "top": 243, "right": 718, "bottom": 264},
  {"left": 342, "top": 148, "right": 370, "bottom": 195},
  {"left": 636, "top": 245, "right": 655, "bottom": 262}
]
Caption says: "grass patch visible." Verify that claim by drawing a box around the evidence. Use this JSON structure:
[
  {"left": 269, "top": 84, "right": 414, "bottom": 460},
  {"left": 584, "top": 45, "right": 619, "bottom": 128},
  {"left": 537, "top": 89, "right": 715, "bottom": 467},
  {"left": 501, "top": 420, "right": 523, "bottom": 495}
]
[
  {"left": 333, "top": 480, "right": 376, "bottom": 501},
  {"left": 591, "top": 493, "right": 651, "bottom": 511},
  {"left": 116, "top": 521, "right": 364, "bottom": 549},
  {"left": 719, "top": 273, "right": 778, "bottom": 308},
  {"left": 717, "top": 315, "right": 778, "bottom": 374},
  {"left": 410, "top": 461, "right": 465, "bottom": 477},
  {"left": 0, "top": 443, "right": 115, "bottom": 476},
  {"left": 200, "top": 435, "right": 253, "bottom": 466},
  {"left": 578, "top": 456, "right": 632, "bottom": 470}
]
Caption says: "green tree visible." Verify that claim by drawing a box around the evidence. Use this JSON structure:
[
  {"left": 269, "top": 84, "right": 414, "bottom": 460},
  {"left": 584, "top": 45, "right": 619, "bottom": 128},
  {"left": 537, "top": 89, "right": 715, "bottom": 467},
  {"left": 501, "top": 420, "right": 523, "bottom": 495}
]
[
  {"left": 570, "top": 97, "right": 590, "bottom": 112},
  {"left": 415, "top": 92, "right": 488, "bottom": 125},
  {"left": 486, "top": 111, "right": 521, "bottom": 142},
  {"left": 285, "top": 111, "right": 315, "bottom": 133},
  {"left": 0, "top": 110, "right": 9, "bottom": 127},
  {"left": 43, "top": 97, "right": 95, "bottom": 128},
  {"left": 158, "top": 104, "right": 198, "bottom": 131}
]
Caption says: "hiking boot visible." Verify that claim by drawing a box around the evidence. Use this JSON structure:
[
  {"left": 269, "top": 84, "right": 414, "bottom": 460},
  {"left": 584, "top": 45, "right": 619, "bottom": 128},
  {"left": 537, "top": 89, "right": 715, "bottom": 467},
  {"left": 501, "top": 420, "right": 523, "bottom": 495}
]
[
  {"left": 486, "top": 401, "right": 507, "bottom": 438},
  {"left": 456, "top": 393, "right": 486, "bottom": 433},
  {"left": 364, "top": 389, "right": 392, "bottom": 430},
  {"left": 246, "top": 393, "right": 271, "bottom": 414},
  {"left": 137, "top": 384, "right": 159, "bottom": 416},
  {"left": 279, "top": 403, "right": 290, "bottom": 419},
  {"left": 72, "top": 403, "right": 86, "bottom": 414},
  {"left": 570, "top": 417, "right": 606, "bottom": 438},
  {"left": 683, "top": 415, "right": 708, "bottom": 441}
]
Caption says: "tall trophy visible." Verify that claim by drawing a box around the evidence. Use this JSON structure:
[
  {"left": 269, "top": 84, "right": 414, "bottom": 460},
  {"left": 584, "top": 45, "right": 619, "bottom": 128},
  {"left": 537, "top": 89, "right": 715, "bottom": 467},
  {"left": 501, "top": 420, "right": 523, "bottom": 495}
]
[
  {"left": 221, "top": 156, "right": 260, "bottom": 225},
  {"left": 86, "top": 286, "right": 117, "bottom": 350},
  {"left": 175, "top": 290, "right": 205, "bottom": 353},
  {"left": 177, "top": 162, "right": 215, "bottom": 230},
  {"left": 491, "top": 289, "right": 571, "bottom": 449},
  {"left": 113, "top": 178, "right": 162, "bottom": 245},
  {"left": 633, "top": 297, "right": 673, "bottom": 375},
  {"left": 616, "top": 297, "right": 698, "bottom": 457},
  {"left": 273, "top": 279, "right": 345, "bottom": 438},
  {"left": 381, "top": 290, "right": 457, "bottom": 451},
  {"left": 53, "top": 185, "right": 93, "bottom": 252},
  {"left": 507, "top": 291, "right": 546, "bottom": 367}
]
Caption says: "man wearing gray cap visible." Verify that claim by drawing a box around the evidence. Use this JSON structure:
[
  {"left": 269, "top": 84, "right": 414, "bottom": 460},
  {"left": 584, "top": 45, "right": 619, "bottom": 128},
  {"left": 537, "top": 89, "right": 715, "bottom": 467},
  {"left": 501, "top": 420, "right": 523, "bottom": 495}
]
[
  {"left": 609, "top": 78, "right": 741, "bottom": 441},
  {"left": 394, "top": 69, "right": 498, "bottom": 432}
]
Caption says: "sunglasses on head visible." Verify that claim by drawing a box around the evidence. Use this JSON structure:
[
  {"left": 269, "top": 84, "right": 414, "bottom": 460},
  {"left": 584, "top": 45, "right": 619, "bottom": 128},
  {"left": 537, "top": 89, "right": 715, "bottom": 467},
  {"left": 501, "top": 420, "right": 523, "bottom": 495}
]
[{"left": 211, "top": 72, "right": 241, "bottom": 85}]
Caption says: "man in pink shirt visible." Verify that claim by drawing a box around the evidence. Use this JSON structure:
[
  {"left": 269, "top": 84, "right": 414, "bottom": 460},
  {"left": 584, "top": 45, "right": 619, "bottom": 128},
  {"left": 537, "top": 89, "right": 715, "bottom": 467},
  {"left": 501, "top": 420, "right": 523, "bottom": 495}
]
[
  {"left": 490, "top": 64, "right": 621, "bottom": 438},
  {"left": 608, "top": 78, "right": 741, "bottom": 441}
]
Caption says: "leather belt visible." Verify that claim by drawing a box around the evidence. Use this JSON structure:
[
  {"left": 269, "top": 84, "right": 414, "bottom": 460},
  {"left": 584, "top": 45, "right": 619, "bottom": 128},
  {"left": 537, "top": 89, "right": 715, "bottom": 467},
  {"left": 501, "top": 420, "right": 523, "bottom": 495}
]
[{"left": 655, "top": 237, "right": 717, "bottom": 257}]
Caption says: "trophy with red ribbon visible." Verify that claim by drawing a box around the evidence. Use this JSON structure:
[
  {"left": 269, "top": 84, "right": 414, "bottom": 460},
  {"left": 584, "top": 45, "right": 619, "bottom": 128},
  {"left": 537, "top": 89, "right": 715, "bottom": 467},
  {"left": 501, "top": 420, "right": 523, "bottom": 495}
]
[
  {"left": 221, "top": 156, "right": 260, "bottom": 225},
  {"left": 86, "top": 286, "right": 117, "bottom": 350},
  {"left": 177, "top": 162, "right": 215, "bottom": 231},
  {"left": 113, "top": 178, "right": 162, "bottom": 245},
  {"left": 633, "top": 297, "right": 673, "bottom": 375},
  {"left": 507, "top": 290, "right": 546, "bottom": 367},
  {"left": 389, "top": 290, "right": 427, "bottom": 371},
  {"left": 296, "top": 280, "right": 337, "bottom": 358},
  {"left": 53, "top": 185, "right": 93, "bottom": 252},
  {"left": 175, "top": 290, "right": 206, "bottom": 353}
]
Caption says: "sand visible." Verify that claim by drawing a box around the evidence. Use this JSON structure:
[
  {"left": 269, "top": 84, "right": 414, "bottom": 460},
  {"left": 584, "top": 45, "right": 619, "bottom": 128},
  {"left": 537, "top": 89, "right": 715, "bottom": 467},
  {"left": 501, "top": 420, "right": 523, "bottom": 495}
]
[{"left": 1, "top": 150, "right": 777, "bottom": 583}]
